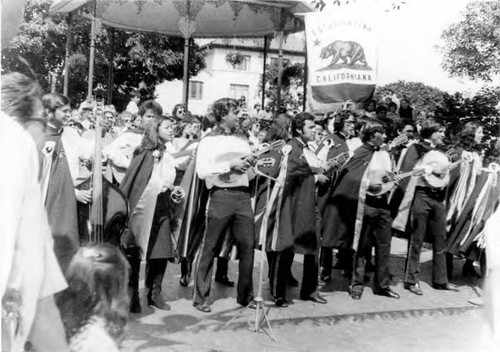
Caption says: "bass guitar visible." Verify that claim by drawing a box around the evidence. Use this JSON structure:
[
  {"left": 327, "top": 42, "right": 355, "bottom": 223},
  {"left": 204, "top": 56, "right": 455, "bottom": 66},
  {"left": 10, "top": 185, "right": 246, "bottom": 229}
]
[{"left": 76, "top": 84, "right": 128, "bottom": 245}]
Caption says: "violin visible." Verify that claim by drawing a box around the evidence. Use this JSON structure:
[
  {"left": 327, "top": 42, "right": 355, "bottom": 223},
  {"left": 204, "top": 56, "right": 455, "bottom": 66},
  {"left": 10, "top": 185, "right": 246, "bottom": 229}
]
[{"left": 75, "top": 84, "right": 128, "bottom": 245}]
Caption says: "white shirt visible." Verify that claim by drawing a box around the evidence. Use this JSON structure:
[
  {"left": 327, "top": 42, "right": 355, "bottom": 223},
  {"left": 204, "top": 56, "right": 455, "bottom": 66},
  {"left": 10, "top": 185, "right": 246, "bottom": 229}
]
[
  {"left": 125, "top": 101, "right": 139, "bottom": 115},
  {"left": 196, "top": 134, "right": 251, "bottom": 189},
  {"left": 103, "top": 130, "right": 143, "bottom": 169},
  {"left": 0, "top": 115, "right": 67, "bottom": 351},
  {"left": 62, "top": 127, "right": 93, "bottom": 184}
]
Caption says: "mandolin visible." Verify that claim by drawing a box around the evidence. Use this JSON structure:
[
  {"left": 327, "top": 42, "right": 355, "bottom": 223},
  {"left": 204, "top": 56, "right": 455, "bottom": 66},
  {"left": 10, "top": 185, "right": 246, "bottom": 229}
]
[
  {"left": 366, "top": 169, "right": 425, "bottom": 196},
  {"left": 421, "top": 150, "right": 471, "bottom": 189},
  {"left": 216, "top": 139, "right": 285, "bottom": 182},
  {"left": 323, "top": 152, "right": 350, "bottom": 172}
]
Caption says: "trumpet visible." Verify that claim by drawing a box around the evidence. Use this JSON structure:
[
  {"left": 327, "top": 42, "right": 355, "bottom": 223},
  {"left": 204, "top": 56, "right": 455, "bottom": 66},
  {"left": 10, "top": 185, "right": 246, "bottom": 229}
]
[{"left": 170, "top": 186, "right": 186, "bottom": 203}]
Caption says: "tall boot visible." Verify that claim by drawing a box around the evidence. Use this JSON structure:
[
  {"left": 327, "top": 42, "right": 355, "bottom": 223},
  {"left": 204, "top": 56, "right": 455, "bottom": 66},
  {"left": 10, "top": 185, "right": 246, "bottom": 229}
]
[
  {"left": 146, "top": 259, "right": 170, "bottom": 310},
  {"left": 124, "top": 249, "right": 142, "bottom": 314}
]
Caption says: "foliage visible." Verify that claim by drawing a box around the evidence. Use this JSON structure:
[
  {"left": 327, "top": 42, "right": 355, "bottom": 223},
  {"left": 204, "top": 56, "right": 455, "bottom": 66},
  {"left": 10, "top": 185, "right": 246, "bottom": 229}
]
[
  {"left": 373, "top": 80, "right": 445, "bottom": 114},
  {"left": 439, "top": 1, "right": 500, "bottom": 82},
  {"left": 261, "top": 60, "right": 305, "bottom": 112},
  {"left": 225, "top": 52, "right": 245, "bottom": 67},
  {"left": 374, "top": 81, "right": 499, "bottom": 155},
  {"left": 1, "top": 0, "right": 206, "bottom": 111},
  {"left": 440, "top": 86, "right": 500, "bottom": 145},
  {"left": 312, "top": 0, "right": 406, "bottom": 12}
]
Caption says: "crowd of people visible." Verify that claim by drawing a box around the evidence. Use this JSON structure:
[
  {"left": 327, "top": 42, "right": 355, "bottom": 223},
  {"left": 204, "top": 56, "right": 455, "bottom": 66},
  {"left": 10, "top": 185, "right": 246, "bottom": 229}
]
[{"left": 2, "top": 71, "right": 499, "bottom": 351}]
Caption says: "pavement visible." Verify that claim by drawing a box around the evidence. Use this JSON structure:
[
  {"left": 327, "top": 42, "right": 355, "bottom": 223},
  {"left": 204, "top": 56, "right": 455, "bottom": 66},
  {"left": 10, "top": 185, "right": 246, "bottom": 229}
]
[{"left": 122, "top": 238, "right": 485, "bottom": 352}]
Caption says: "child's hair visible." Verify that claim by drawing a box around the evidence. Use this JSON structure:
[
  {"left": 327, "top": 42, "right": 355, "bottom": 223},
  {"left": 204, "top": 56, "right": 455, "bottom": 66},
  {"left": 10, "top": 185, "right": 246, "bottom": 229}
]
[{"left": 57, "top": 244, "right": 129, "bottom": 342}]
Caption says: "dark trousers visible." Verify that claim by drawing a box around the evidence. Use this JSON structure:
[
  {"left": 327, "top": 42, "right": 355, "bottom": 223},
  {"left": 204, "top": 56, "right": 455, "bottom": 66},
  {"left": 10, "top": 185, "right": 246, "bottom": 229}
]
[
  {"left": 405, "top": 189, "right": 448, "bottom": 285},
  {"left": 351, "top": 204, "right": 392, "bottom": 292},
  {"left": 300, "top": 254, "right": 320, "bottom": 298},
  {"left": 145, "top": 258, "right": 168, "bottom": 292},
  {"left": 181, "top": 256, "right": 229, "bottom": 279},
  {"left": 193, "top": 189, "right": 255, "bottom": 306},
  {"left": 267, "top": 249, "right": 294, "bottom": 299}
]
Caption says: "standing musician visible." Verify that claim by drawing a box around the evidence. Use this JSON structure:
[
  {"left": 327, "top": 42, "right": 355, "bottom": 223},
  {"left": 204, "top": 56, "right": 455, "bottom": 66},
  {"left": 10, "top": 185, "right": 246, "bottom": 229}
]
[
  {"left": 327, "top": 120, "right": 400, "bottom": 300},
  {"left": 253, "top": 119, "right": 294, "bottom": 307},
  {"left": 446, "top": 121, "right": 495, "bottom": 280},
  {"left": 173, "top": 111, "right": 235, "bottom": 288},
  {"left": 316, "top": 110, "right": 356, "bottom": 282},
  {"left": 392, "top": 118, "right": 459, "bottom": 295},
  {"left": 104, "top": 100, "right": 163, "bottom": 184},
  {"left": 120, "top": 116, "right": 182, "bottom": 313},
  {"left": 40, "top": 93, "right": 80, "bottom": 271},
  {"left": 271, "top": 112, "right": 329, "bottom": 305},
  {"left": 192, "top": 99, "right": 257, "bottom": 313}
]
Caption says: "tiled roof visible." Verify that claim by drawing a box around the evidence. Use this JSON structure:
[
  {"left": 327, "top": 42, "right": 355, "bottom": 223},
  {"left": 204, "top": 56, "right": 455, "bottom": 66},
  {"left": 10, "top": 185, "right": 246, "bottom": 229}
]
[{"left": 197, "top": 32, "right": 305, "bottom": 53}]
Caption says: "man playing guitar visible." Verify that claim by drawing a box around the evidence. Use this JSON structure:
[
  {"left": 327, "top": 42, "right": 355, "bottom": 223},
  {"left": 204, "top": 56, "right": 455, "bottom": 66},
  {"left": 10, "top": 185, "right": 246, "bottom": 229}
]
[{"left": 392, "top": 118, "right": 459, "bottom": 295}]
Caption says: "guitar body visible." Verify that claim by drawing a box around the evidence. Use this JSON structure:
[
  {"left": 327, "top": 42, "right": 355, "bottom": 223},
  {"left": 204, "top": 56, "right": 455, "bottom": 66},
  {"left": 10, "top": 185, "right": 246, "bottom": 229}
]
[
  {"left": 76, "top": 176, "right": 128, "bottom": 245},
  {"left": 421, "top": 150, "right": 451, "bottom": 188}
]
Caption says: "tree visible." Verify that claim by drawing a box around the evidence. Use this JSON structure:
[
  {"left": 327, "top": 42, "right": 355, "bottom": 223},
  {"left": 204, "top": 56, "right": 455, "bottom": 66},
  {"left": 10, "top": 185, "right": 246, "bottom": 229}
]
[
  {"left": 440, "top": 1, "right": 500, "bottom": 82},
  {"left": 440, "top": 86, "right": 500, "bottom": 144},
  {"left": 373, "top": 80, "right": 446, "bottom": 114},
  {"left": 1, "top": 0, "right": 206, "bottom": 110},
  {"left": 261, "top": 60, "right": 305, "bottom": 112}
]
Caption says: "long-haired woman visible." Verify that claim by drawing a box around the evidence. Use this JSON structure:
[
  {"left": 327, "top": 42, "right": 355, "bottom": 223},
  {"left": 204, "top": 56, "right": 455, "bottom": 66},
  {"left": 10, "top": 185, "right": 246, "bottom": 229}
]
[
  {"left": 120, "top": 116, "right": 181, "bottom": 312},
  {"left": 446, "top": 121, "right": 496, "bottom": 281}
]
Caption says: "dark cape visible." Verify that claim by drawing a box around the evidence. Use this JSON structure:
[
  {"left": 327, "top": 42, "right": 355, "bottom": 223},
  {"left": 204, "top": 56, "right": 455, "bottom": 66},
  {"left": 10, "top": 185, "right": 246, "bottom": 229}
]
[
  {"left": 120, "top": 149, "right": 176, "bottom": 260},
  {"left": 321, "top": 143, "right": 376, "bottom": 249},
  {"left": 274, "top": 137, "right": 319, "bottom": 255},
  {"left": 43, "top": 128, "right": 79, "bottom": 271},
  {"left": 253, "top": 149, "right": 284, "bottom": 251},
  {"left": 316, "top": 132, "right": 350, "bottom": 214},
  {"left": 389, "top": 141, "right": 432, "bottom": 220}
]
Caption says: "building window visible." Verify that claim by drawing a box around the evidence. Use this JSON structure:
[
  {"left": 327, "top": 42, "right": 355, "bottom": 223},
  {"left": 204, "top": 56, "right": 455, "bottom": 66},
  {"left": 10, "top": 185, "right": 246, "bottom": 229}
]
[
  {"left": 229, "top": 84, "right": 249, "bottom": 107},
  {"left": 190, "top": 81, "right": 203, "bottom": 100},
  {"left": 232, "top": 55, "right": 250, "bottom": 71}
]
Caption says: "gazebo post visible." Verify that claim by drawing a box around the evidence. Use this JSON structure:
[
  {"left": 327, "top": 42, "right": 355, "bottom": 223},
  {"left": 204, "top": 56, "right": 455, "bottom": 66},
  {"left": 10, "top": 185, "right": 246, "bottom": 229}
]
[
  {"left": 276, "top": 8, "right": 284, "bottom": 112},
  {"left": 107, "top": 28, "right": 115, "bottom": 104},
  {"left": 87, "top": 0, "right": 97, "bottom": 101},
  {"left": 302, "top": 39, "right": 308, "bottom": 112},
  {"left": 182, "top": 35, "right": 190, "bottom": 110},
  {"left": 63, "top": 12, "right": 72, "bottom": 96},
  {"left": 261, "top": 36, "right": 268, "bottom": 109}
]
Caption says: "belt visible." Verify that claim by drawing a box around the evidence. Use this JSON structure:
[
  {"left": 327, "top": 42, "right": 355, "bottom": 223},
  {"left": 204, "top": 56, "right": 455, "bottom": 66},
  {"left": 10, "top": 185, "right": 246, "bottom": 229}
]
[
  {"left": 415, "top": 186, "right": 444, "bottom": 194},
  {"left": 211, "top": 186, "right": 250, "bottom": 193}
]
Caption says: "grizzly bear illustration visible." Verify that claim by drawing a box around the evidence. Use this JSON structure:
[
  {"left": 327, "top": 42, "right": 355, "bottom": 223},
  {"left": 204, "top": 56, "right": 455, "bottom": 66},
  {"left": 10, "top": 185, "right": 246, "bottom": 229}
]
[{"left": 320, "top": 40, "right": 368, "bottom": 67}]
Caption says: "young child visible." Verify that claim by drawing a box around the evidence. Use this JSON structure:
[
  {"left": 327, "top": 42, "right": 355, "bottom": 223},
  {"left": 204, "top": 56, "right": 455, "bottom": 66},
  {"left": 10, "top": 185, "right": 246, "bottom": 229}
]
[{"left": 57, "top": 244, "right": 129, "bottom": 352}]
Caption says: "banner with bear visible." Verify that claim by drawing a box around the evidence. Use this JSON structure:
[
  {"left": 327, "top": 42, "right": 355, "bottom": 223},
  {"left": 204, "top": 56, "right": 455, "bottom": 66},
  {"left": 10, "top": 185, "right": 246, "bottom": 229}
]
[{"left": 304, "top": 6, "right": 377, "bottom": 109}]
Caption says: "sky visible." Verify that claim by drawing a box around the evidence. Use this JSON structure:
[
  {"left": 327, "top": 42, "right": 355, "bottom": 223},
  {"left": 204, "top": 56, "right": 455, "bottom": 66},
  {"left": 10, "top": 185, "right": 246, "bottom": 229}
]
[{"left": 341, "top": 0, "right": 482, "bottom": 93}]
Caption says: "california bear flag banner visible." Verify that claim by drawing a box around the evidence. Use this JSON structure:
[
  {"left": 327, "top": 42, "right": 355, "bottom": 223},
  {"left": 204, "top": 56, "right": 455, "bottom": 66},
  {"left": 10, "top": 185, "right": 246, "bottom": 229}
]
[{"left": 304, "top": 7, "right": 377, "bottom": 106}]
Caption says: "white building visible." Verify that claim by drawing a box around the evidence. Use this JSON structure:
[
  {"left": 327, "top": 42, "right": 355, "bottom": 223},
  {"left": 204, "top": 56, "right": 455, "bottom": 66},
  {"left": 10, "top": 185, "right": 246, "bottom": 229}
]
[{"left": 156, "top": 34, "right": 306, "bottom": 116}]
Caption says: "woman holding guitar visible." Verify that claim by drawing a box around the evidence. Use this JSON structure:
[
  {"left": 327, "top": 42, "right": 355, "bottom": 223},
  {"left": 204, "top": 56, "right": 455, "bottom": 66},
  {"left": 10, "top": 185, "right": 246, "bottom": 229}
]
[{"left": 392, "top": 118, "right": 459, "bottom": 296}]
